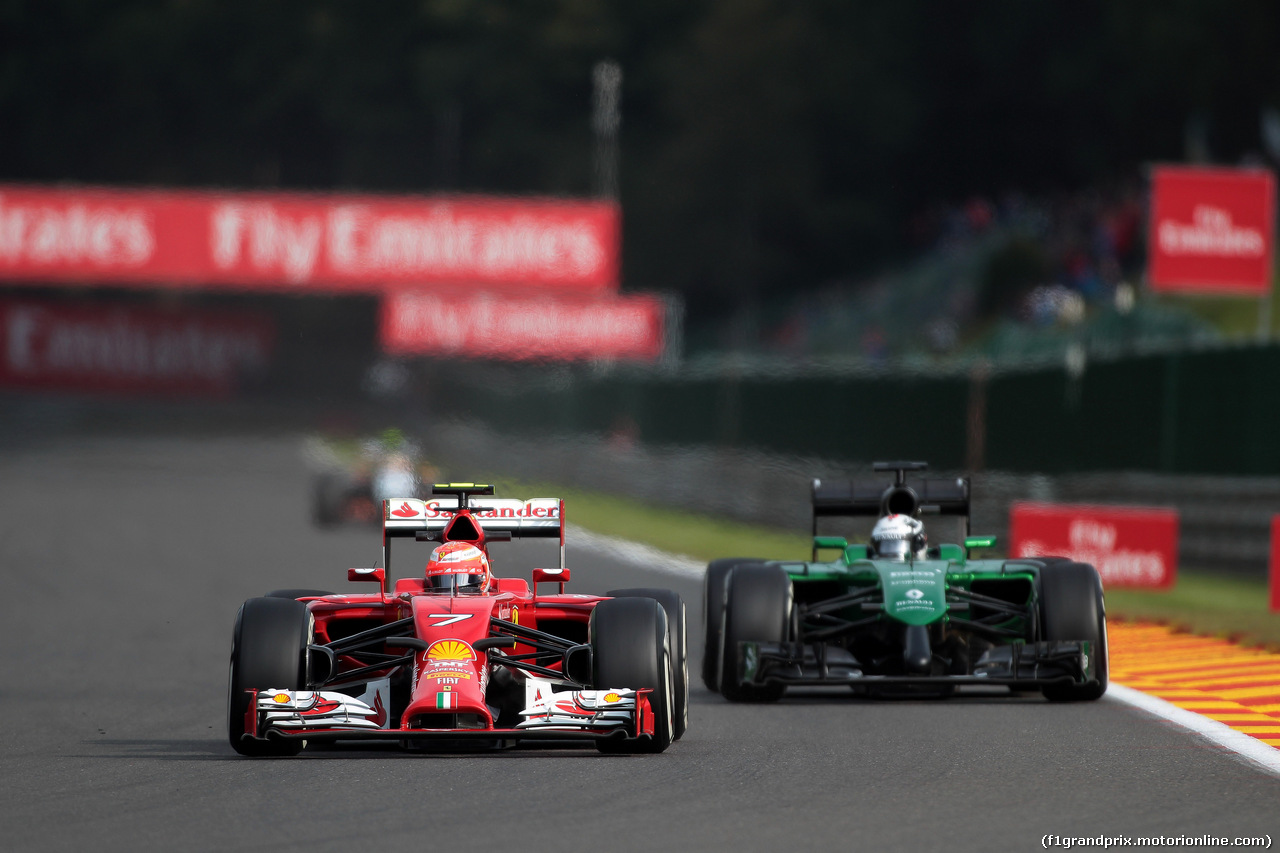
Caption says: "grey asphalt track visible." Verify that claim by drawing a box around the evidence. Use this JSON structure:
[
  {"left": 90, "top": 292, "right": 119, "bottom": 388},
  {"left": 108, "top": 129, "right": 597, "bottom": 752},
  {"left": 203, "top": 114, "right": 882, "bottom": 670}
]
[{"left": 1, "top": 433, "right": 1277, "bottom": 853}]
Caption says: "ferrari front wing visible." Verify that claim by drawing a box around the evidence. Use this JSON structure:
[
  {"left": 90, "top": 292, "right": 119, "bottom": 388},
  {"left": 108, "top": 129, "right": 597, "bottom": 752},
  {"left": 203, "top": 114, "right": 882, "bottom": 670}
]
[{"left": 238, "top": 682, "right": 655, "bottom": 747}]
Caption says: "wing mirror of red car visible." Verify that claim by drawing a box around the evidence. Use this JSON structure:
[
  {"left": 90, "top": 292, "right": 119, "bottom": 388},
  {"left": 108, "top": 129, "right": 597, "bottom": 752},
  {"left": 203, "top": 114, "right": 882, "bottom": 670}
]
[
  {"left": 348, "top": 566, "right": 385, "bottom": 585},
  {"left": 532, "top": 567, "right": 571, "bottom": 596}
]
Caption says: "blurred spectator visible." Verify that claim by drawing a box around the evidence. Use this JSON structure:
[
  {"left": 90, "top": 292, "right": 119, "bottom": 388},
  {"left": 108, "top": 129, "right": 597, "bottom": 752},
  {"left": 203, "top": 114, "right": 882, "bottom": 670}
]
[{"left": 763, "top": 175, "right": 1153, "bottom": 362}]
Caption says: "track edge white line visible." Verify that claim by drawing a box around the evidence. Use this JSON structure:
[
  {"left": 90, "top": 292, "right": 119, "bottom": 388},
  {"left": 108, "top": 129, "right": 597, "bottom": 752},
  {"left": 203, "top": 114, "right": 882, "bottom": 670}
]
[
  {"left": 1108, "top": 682, "right": 1280, "bottom": 778},
  {"left": 568, "top": 524, "right": 705, "bottom": 578}
]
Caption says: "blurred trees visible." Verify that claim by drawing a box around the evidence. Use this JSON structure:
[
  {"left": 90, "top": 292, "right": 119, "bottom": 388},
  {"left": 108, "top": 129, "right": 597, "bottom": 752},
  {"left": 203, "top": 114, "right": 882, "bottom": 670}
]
[{"left": 1, "top": 0, "right": 1278, "bottom": 320}]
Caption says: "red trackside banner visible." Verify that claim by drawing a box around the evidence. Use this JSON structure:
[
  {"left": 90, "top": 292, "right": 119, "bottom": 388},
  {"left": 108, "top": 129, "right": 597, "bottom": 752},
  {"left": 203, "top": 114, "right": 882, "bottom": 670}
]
[
  {"left": 380, "top": 290, "right": 665, "bottom": 362},
  {"left": 1149, "top": 166, "right": 1275, "bottom": 295},
  {"left": 0, "top": 185, "right": 619, "bottom": 292},
  {"left": 1008, "top": 502, "right": 1179, "bottom": 589},
  {"left": 0, "top": 300, "right": 274, "bottom": 396}
]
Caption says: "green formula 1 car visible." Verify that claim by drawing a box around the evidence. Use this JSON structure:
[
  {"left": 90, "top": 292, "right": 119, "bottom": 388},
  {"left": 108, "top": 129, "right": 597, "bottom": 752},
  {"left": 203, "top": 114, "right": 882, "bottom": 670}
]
[{"left": 703, "top": 462, "right": 1107, "bottom": 702}]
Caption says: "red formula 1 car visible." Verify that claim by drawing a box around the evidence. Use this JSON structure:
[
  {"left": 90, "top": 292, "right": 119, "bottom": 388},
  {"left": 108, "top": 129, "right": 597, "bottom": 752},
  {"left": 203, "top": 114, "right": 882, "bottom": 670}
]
[{"left": 228, "top": 484, "right": 686, "bottom": 756}]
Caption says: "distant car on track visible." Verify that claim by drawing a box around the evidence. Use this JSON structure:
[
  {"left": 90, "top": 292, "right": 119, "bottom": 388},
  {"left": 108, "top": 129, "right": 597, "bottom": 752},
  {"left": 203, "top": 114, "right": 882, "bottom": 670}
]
[
  {"left": 230, "top": 483, "right": 687, "bottom": 756},
  {"left": 704, "top": 462, "right": 1107, "bottom": 702},
  {"left": 306, "top": 430, "right": 437, "bottom": 527}
]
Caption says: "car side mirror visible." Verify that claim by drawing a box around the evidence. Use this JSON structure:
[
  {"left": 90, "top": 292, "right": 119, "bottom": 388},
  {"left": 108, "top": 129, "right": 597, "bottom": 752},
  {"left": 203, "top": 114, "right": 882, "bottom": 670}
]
[
  {"left": 532, "top": 567, "right": 570, "bottom": 595},
  {"left": 842, "top": 544, "right": 870, "bottom": 562},
  {"left": 812, "top": 535, "right": 848, "bottom": 560},
  {"left": 348, "top": 566, "right": 385, "bottom": 585}
]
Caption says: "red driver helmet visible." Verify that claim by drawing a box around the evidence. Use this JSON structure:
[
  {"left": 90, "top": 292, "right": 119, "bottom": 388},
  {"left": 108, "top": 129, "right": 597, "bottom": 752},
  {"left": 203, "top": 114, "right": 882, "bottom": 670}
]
[{"left": 425, "top": 542, "right": 491, "bottom": 593}]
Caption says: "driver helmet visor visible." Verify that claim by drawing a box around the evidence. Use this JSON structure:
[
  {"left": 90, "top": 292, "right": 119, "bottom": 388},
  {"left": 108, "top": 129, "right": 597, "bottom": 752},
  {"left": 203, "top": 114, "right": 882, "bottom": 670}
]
[
  {"left": 875, "top": 538, "right": 912, "bottom": 559},
  {"left": 425, "top": 573, "right": 487, "bottom": 592}
]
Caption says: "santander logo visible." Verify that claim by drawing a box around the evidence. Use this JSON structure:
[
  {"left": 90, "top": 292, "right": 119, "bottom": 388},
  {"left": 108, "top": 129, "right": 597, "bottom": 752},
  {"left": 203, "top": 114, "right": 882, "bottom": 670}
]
[
  {"left": 422, "top": 499, "right": 559, "bottom": 519},
  {"left": 369, "top": 692, "right": 387, "bottom": 727},
  {"left": 391, "top": 501, "right": 420, "bottom": 518}
]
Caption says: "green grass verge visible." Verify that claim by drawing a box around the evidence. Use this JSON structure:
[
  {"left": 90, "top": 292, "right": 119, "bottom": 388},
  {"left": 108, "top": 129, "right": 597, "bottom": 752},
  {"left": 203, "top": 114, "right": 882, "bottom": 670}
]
[
  {"left": 497, "top": 479, "right": 1280, "bottom": 647},
  {"left": 1106, "top": 571, "right": 1280, "bottom": 649},
  {"left": 495, "top": 478, "right": 811, "bottom": 563},
  {"left": 1168, "top": 290, "right": 1279, "bottom": 338}
]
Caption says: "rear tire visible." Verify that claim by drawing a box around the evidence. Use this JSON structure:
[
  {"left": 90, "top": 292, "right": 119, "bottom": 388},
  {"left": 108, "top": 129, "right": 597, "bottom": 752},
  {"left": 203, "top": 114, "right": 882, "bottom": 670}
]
[
  {"left": 590, "top": 597, "right": 674, "bottom": 754},
  {"left": 702, "top": 558, "right": 764, "bottom": 692},
  {"left": 228, "top": 597, "right": 311, "bottom": 756},
  {"left": 720, "top": 564, "right": 792, "bottom": 703},
  {"left": 607, "top": 588, "right": 688, "bottom": 740},
  {"left": 1039, "top": 562, "right": 1108, "bottom": 702}
]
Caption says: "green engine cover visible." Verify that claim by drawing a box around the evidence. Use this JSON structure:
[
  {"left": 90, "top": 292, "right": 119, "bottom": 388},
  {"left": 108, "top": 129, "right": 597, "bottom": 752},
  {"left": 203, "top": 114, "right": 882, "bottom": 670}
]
[{"left": 875, "top": 560, "right": 949, "bottom": 626}]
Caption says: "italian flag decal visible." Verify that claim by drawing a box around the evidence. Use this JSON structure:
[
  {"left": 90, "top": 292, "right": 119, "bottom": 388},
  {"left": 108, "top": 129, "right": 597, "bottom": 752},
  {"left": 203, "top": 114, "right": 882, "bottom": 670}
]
[{"left": 436, "top": 692, "right": 456, "bottom": 710}]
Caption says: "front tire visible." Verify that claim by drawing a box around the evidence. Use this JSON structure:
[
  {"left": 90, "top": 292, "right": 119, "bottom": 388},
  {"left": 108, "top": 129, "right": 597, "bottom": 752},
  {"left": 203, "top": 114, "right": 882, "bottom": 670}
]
[
  {"left": 606, "top": 588, "right": 688, "bottom": 740},
  {"left": 720, "top": 564, "right": 792, "bottom": 703},
  {"left": 590, "top": 597, "right": 674, "bottom": 754},
  {"left": 1038, "top": 562, "right": 1108, "bottom": 702},
  {"left": 228, "top": 597, "right": 311, "bottom": 756},
  {"left": 702, "top": 558, "right": 764, "bottom": 692}
]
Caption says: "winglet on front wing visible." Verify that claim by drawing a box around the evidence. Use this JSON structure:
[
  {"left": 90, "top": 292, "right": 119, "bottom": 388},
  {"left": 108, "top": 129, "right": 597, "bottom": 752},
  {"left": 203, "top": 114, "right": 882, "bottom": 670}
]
[{"left": 515, "top": 687, "right": 654, "bottom": 736}]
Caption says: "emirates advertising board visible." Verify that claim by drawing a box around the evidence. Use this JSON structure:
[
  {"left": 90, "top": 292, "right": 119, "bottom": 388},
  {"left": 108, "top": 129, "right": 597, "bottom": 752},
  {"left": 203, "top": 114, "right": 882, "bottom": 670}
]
[
  {"left": 0, "top": 184, "right": 620, "bottom": 292},
  {"left": 380, "top": 290, "right": 666, "bottom": 362},
  {"left": 1149, "top": 166, "right": 1275, "bottom": 295},
  {"left": 0, "top": 300, "right": 274, "bottom": 396},
  {"left": 1008, "top": 502, "right": 1179, "bottom": 590}
]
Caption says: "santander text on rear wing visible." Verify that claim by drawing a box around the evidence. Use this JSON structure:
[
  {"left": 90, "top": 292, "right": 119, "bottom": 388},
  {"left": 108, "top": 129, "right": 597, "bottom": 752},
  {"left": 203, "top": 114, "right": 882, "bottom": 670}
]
[{"left": 383, "top": 497, "right": 562, "bottom": 536}]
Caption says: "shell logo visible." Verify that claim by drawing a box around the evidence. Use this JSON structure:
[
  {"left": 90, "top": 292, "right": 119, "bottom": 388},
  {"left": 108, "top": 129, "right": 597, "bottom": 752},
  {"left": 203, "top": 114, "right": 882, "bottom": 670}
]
[
  {"left": 603, "top": 692, "right": 620, "bottom": 703},
  {"left": 273, "top": 693, "right": 291, "bottom": 704},
  {"left": 426, "top": 639, "right": 476, "bottom": 663}
]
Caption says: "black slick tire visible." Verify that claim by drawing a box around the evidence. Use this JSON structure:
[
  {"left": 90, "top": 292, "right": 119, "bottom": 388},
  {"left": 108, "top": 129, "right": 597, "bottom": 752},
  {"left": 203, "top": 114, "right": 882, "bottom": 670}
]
[
  {"left": 702, "top": 558, "right": 764, "bottom": 692},
  {"left": 719, "top": 564, "right": 792, "bottom": 703},
  {"left": 227, "top": 597, "right": 311, "bottom": 756},
  {"left": 1038, "top": 561, "right": 1108, "bottom": 702},
  {"left": 606, "top": 588, "right": 688, "bottom": 740},
  {"left": 590, "top": 597, "right": 674, "bottom": 754}
]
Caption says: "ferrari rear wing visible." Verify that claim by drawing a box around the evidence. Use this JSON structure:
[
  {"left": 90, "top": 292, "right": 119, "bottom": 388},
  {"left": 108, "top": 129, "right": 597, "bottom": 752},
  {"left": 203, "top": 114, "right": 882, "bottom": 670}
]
[
  {"left": 382, "top": 497, "right": 563, "bottom": 537},
  {"left": 379, "top": 484, "right": 565, "bottom": 592}
]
